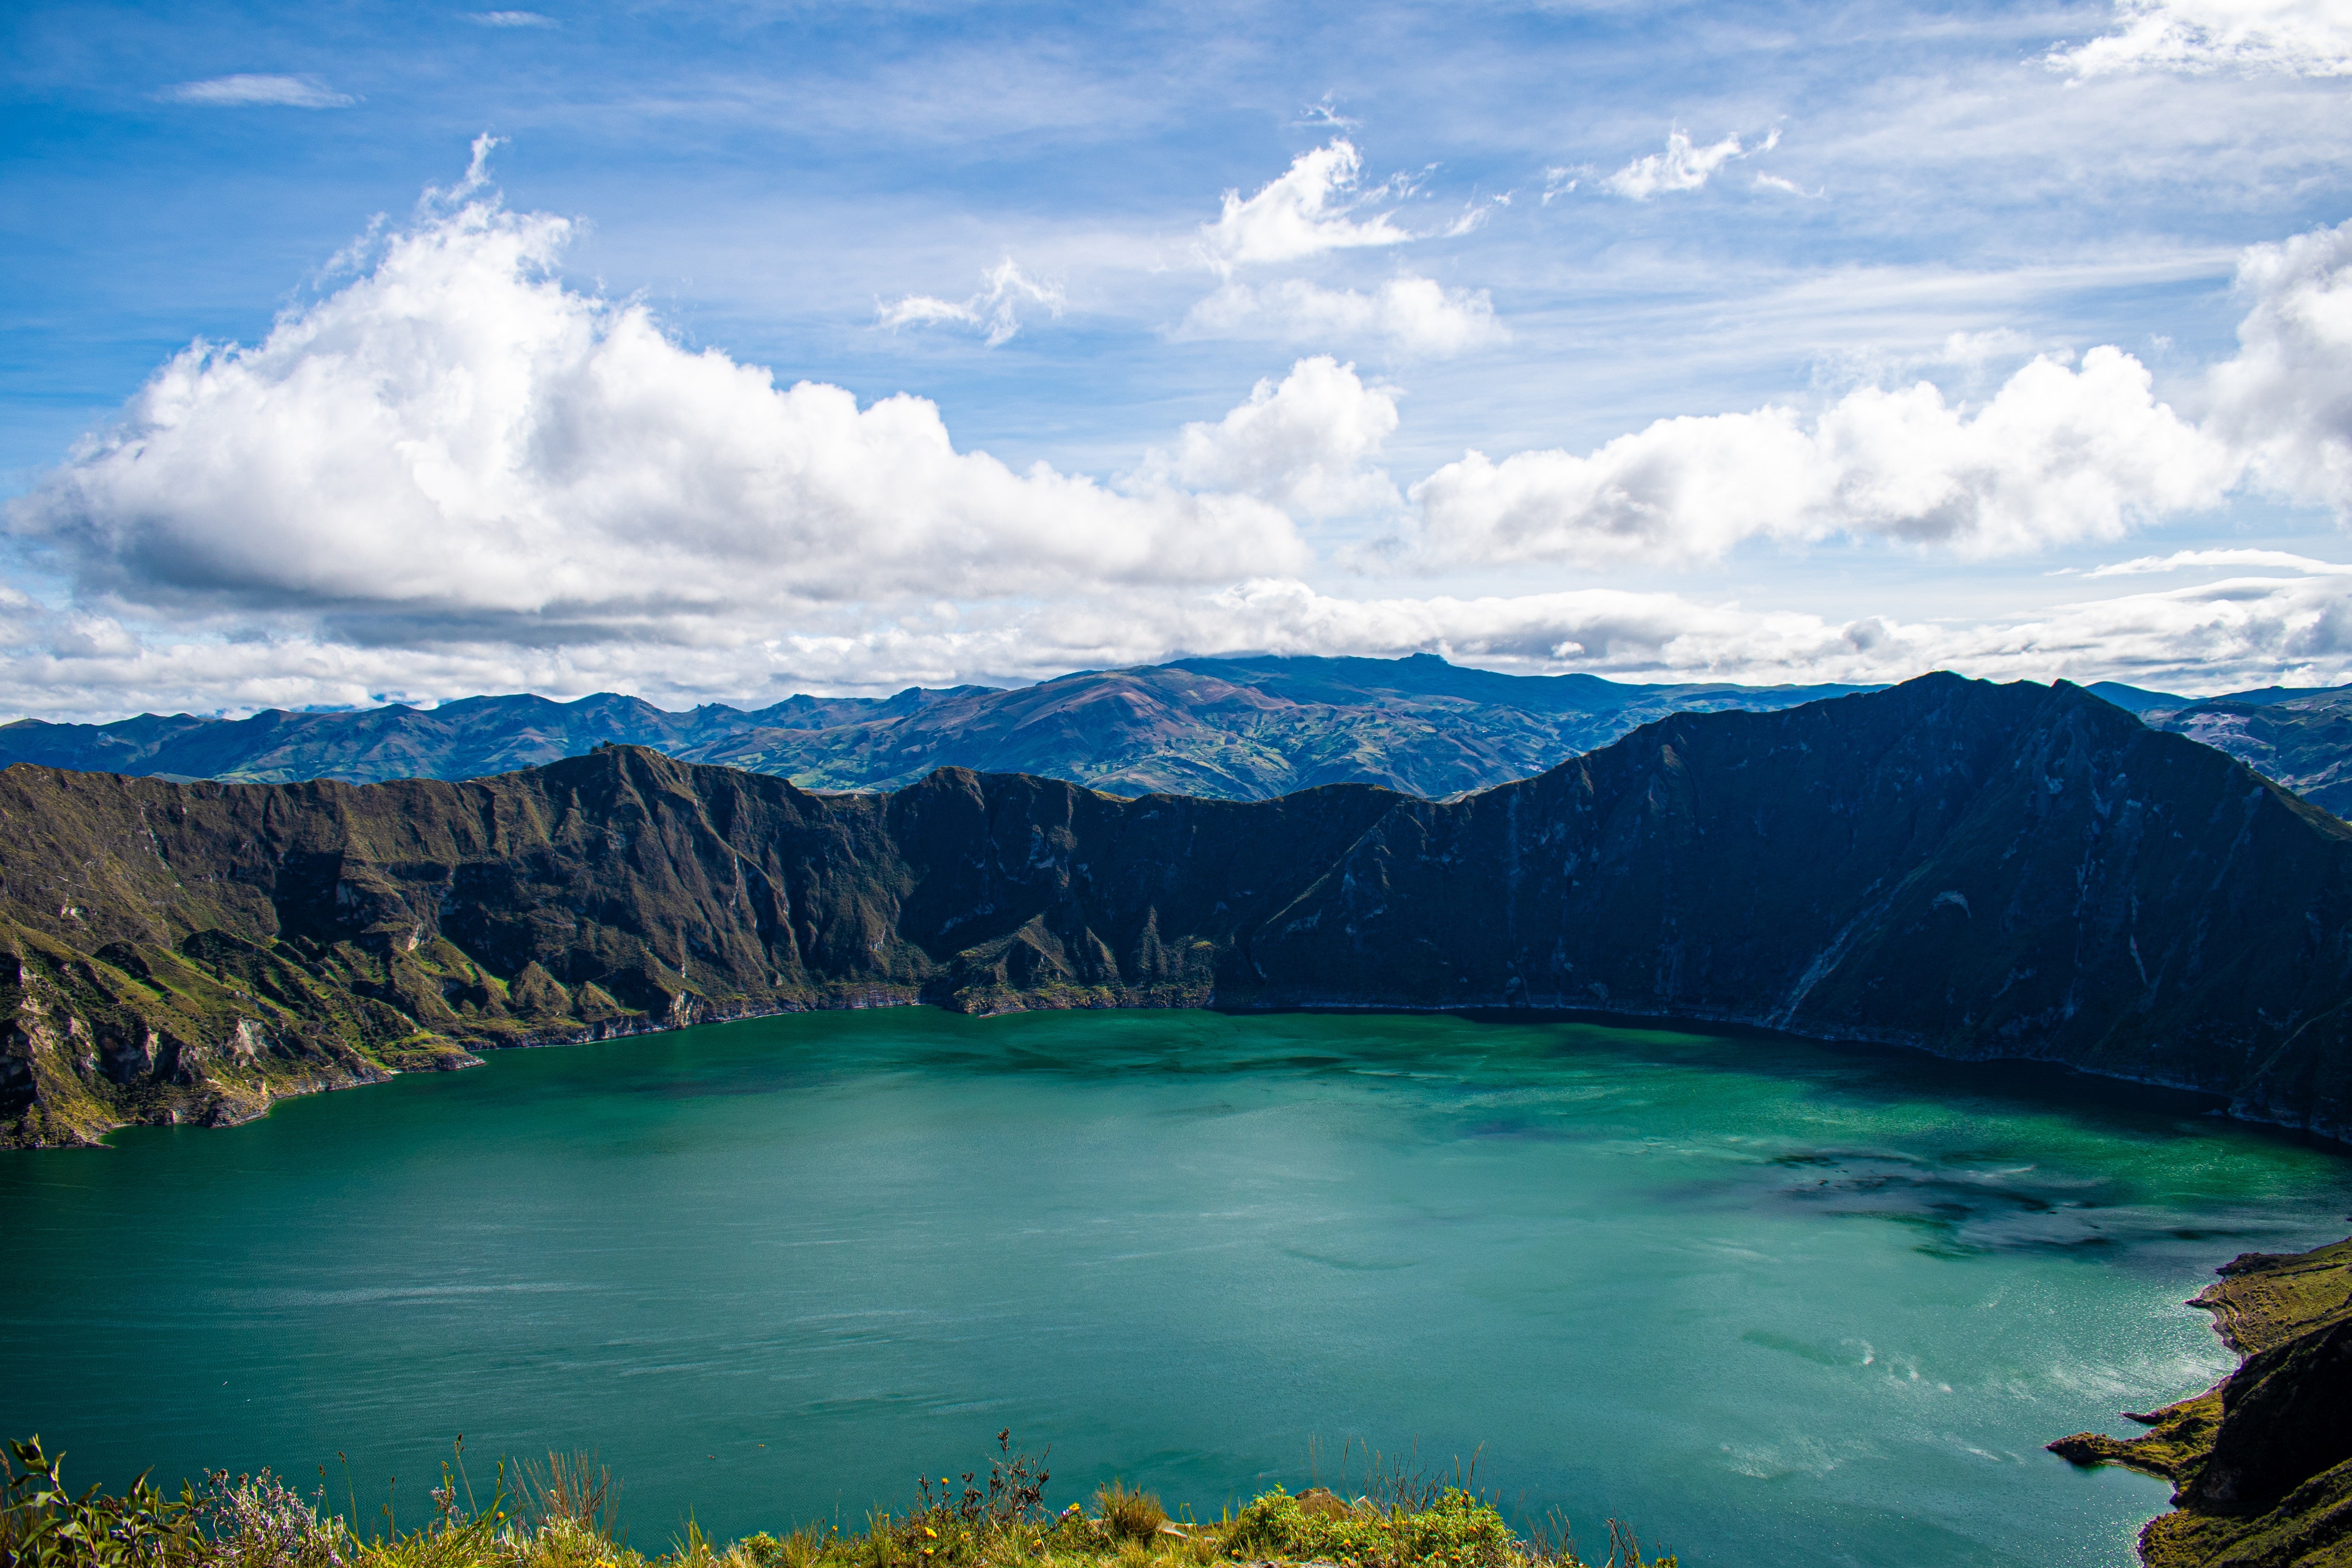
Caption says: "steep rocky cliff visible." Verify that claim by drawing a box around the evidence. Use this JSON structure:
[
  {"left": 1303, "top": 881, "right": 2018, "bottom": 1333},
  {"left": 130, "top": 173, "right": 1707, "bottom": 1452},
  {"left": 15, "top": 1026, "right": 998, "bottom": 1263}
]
[{"left": 7, "top": 672, "right": 2351, "bottom": 1147}]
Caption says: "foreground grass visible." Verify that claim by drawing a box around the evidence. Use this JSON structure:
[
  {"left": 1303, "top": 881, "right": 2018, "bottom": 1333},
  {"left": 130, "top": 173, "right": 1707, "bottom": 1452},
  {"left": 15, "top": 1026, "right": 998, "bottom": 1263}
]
[{"left": 1, "top": 1435, "right": 1673, "bottom": 1568}]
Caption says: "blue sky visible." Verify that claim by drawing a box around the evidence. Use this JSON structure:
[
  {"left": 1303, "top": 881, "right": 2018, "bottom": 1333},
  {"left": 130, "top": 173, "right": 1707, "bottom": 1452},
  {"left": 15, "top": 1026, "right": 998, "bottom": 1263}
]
[{"left": 5, "top": 0, "right": 2352, "bottom": 719}]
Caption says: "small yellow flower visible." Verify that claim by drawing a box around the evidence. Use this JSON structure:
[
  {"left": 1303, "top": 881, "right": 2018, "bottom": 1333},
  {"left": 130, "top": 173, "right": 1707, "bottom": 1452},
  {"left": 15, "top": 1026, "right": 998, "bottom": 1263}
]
[{"left": 925, "top": 1528, "right": 937, "bottom": 1538}]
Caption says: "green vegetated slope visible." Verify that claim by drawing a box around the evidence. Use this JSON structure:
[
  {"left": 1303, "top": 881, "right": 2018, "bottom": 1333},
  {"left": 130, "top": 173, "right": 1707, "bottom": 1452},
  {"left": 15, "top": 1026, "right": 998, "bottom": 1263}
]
[
  {"left": 0, "top": 654, "right": 1869, "bottom": 800},
  {"left": 2051, "top": 1235, "right": 2352, "bottom": 1568},
  {"left": 9, "top": 672, "right": 2352, "bottom": 1148},
  {"left": 2143, "top": 688, "right": 2352, "bottom": 817}
]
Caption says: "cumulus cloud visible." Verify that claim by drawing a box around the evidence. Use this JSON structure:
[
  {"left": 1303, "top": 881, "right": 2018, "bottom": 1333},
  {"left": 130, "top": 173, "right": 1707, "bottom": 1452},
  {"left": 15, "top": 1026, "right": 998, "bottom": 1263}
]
[
  {"left": 2205, "top": 215, "right": 2352, "bottom": 512},
  {"left": 1604, "top": 128, "right": 1779, "bottom": 199},
  {"left": 1178, "top": 276, "right": 1507, "bottom": 356},
  {"left": 6, "top": 178, "right": 1309, "bottom": 645},
  {"left": 17, "top": 156, "right": 2352, "bottom": 723},
  {"left": 2048, "top": 0, "right": 2352, "bottom": 77},
  {"left": 1410, "top": 348, "right": 2232, "bottom": 568},
  {"left": 1198, "top": 140, "right": 1413, "bottom": 272},
  {"left": 877, "top": 258, "right": 1065, "bottom": 346},
  {"left": 159, "top": 74, "right": 356, "bottom": 108},
  {"left": 1132, "top": 358, "right": 1401, "bottom": 520}
]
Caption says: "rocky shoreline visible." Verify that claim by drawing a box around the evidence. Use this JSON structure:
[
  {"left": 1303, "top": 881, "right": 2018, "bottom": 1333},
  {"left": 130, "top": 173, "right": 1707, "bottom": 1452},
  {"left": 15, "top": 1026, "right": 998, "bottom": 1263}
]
[{"left": 2049, "top": 1236, "right": 2352, "bottom": 1566}]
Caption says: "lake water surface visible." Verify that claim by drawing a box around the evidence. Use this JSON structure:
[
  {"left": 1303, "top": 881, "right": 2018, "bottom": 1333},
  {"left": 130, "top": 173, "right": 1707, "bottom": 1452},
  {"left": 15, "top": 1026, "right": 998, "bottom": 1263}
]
[{"left": 7, "top": 1008, "right": 2352, "bottom": 1568}]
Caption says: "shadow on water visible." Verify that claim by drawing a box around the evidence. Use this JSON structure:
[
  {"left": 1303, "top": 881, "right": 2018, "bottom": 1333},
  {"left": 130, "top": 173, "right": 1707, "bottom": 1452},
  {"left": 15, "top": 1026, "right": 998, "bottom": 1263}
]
[{"left": 12, "top": 999, "right": 2352, "bottom": 1568}]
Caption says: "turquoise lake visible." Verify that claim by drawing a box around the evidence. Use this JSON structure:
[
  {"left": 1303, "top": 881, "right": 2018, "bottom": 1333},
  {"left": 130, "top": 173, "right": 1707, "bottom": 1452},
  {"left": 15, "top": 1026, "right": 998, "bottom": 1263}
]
[{"left": 7, "top": 1007, "right": 2352, "bottom": 1568}]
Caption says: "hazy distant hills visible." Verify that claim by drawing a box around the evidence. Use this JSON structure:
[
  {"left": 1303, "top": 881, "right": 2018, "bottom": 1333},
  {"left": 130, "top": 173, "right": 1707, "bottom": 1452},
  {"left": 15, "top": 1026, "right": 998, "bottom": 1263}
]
[
  {"left": 0, "top": 654, "right": 1874, "bottom": 800},
  {"left": 12, "top": 674, "right": 2352, "bottom": 1147},
  {"left": 0, "top": 686, "right": 985, "bottom": 788},
  {"left": 8, "top": 654, "right": 2348, "bottom": 809}
]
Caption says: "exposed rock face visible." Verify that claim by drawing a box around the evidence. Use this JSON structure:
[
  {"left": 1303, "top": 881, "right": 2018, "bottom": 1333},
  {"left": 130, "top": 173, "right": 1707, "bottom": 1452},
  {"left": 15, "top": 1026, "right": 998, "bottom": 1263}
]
[{"left": 6, "top": 672, "right": 2352, "bottom": 1146}]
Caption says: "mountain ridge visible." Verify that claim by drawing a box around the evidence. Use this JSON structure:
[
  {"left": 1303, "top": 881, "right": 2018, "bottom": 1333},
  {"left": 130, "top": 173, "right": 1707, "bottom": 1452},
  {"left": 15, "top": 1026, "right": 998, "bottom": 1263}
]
[
  {"left": 0, "top": 655, "right": 1874, "bottom": 799},
  {"left": 8, "top": 672, "right": 2352, "bottom": 1149}
]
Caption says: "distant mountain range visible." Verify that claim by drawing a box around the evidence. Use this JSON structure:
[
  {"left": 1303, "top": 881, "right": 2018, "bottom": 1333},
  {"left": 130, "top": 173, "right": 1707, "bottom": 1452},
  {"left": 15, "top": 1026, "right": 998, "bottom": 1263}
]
[
  {"left": 6, "top": 654, "right": 2347, "bottom": 812},
  {"left": 9, "top": 673, "right": 2352, "bottom": 1148},
  {"left": 0, "top": 654, "right": 1875, "bottom": 799}
]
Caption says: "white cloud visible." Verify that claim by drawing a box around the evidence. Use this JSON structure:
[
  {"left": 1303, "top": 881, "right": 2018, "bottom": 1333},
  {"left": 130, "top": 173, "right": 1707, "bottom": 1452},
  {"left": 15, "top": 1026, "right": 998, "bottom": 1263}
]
[
  {"left": 6, "top": 182, "right": 1307, "bottom": 644},
  {"left": 877, "top": 258, "right": 1065, "bottom": 347},
  {"left": 2086, "top": 548, "right": 2352, "bottom": 575},
  {"left": 1753, "top": 173, "right": 1824, "bottom": 199},
  {"left": 158, "top": 75, "right": 356, "bottom": 108},
  {"left": 1178, "top": 275, "right": 1507, "bottom": 356},
  {"left": 2204, "top": 215, "right": 2352, "bottom": 513},
  {"left": 1198, "top": 140, "right": 1413, "bottom": 272},
  {"left": 466, "top": 10, "right": 558, "bottom": 25},
  {"left": 1132, "top": 358, "right": 1401, "bottom": 520},
  {"left": 1604, "top": 128, "right": 1780, "bottom": 200},
  {"left": 11, "top": 566, "right": 2350, "bottom": 722},
  {"left": 1409, "top": 347, "right": 2232, "bottom": 568},
  {"left": 2048, "top": 0, "right": 2352, "bottom": 77}
]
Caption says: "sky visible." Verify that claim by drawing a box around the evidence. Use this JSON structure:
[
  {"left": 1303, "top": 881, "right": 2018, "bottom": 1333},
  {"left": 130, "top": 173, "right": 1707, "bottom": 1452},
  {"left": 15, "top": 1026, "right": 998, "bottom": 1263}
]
[{"left": 5, "top": 0, "right": 2352, "bottom": 720}]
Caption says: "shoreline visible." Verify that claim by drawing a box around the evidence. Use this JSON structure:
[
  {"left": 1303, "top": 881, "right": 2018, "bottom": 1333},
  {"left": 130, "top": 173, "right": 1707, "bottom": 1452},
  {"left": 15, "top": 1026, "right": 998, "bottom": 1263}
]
[
  {"left": 2048, "top": 1235, "right": 2352, "bottom": 1567},
  {"left": 7, "top": 986, "right": 2297, "bottom": 1154}
]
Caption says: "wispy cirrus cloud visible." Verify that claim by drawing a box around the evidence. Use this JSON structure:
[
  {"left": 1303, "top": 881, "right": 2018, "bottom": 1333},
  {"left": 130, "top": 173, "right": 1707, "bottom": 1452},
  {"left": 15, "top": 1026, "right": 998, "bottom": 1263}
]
[
  {"left": 158, "top": 74, "right": 356, "bottom": 107},
  {"left": 877, "top": 258, "right": 1065, "bottom": 346},
  {"left": 2085, "top": 548, "right": 2352, "bottom": 575},
  {"left": 2048, "top": 0, "right": 2352, "bottom": 78},
  {"left": 1604, "top": 127, "right": 1780, "bottom": 199},
  {"left": 1178, "top": 275, "right": 1507, "bottom": 357},
  {"left": 465, "top": 10, "right": 558, "bottom": 26}
]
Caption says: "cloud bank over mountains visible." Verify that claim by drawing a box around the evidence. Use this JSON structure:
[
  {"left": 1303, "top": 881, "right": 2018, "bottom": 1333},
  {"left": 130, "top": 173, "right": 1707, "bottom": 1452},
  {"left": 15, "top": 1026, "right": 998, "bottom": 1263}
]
[{"left": 5, "top": 136, "right": 2352, "bottom": 720}]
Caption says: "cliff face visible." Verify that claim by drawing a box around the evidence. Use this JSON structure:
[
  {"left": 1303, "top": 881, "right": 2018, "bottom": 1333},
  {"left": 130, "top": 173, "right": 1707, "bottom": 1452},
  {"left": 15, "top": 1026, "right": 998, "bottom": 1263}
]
[{"left": 7, "top": 672, "right": 2352, "bottom": 1147}]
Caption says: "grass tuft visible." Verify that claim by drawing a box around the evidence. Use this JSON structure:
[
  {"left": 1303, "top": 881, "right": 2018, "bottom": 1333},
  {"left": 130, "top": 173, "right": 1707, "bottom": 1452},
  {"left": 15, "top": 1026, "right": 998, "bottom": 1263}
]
[{"left": 1093, "top": 1482, "right": 1167, "bottom": 1543}]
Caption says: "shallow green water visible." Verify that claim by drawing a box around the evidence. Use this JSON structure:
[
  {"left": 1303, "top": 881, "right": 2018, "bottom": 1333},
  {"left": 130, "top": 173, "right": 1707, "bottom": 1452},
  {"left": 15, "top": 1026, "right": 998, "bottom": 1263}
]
[{"left": 7, "top": 1009, "right": 2352, "bottom": 1568}]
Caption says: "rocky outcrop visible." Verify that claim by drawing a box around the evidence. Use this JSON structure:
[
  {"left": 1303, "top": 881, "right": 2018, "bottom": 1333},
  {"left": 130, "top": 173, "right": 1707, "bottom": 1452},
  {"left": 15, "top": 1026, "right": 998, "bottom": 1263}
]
[{"left": 6, "top": 672, "right": 2352, "bottom": 1146}]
